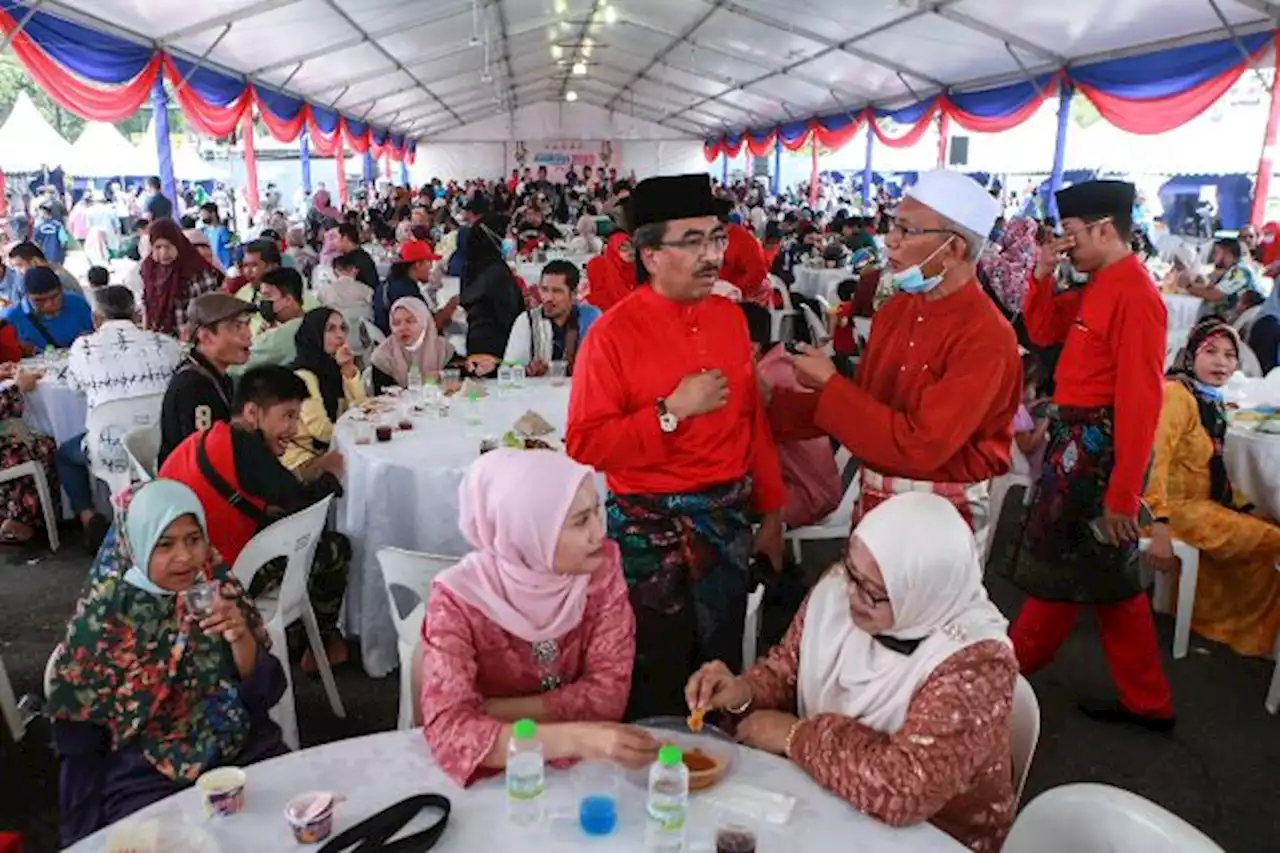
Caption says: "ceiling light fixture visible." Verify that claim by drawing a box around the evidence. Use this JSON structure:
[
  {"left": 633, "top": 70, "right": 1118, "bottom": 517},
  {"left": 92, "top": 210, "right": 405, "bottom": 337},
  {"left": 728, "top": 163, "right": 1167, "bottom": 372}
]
[
  {"left": 551, "top": 44, "right": 564, "bottom": 59},
  {"left": 572, "top": 61, "right": 586, "bottom": 76},
  {"left": 603, "top": 4, "right": 617, "bottom": 24},
  {"left": 566, "top": 90, "right": 578, "bottom": 102}
]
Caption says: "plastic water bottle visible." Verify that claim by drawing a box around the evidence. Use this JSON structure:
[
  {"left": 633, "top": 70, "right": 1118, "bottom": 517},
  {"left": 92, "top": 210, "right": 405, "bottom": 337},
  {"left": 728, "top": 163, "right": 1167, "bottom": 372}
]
[
  {"left": 506, "top": 718, "right": 545, "bottom": 825},
  {"left": 406, "top": 363, "right": 422, "bottom": 390},
  {"left": 646, "top": 744, "right": 688, "bottom": 851},
  {"left": 463, "top": 391, "right": 484, "bottom": 436},
  {"left": 511, "top": 362, "right": 526, "bottom": 388},
  {"left": 497, "top": 362, "right": 514, "bottom": 393}
]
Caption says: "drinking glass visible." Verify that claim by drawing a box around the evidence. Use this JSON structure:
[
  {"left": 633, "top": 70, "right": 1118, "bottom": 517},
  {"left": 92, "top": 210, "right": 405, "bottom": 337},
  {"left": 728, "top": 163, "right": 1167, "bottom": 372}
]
[
  {"left": 442, "top": 368, "right": 461, "bottom": 394},
  {"left": 182, "top": 582, "right": 219, "bottom": 619},
  {"left": 548, "top": 361, "right": 567, "bottom": 386}
]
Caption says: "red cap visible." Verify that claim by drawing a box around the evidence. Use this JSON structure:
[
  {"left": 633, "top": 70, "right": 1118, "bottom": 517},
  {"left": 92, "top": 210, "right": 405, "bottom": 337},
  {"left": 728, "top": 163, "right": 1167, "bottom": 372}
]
[{"left": 398, "top": 239, "right": 440, "bottom": 263}]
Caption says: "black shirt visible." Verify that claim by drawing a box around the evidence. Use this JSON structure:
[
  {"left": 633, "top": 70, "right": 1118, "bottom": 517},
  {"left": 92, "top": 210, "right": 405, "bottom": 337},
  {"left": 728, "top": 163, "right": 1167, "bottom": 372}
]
[
  {"left": 229, "top": 426, "right": 341, "bottom": 514},
  {"left": 349, "top": 247, "right": 380, "bottom": 291},
  {"left": 159, "top": 351, "right": 234, "bottom": 466}
]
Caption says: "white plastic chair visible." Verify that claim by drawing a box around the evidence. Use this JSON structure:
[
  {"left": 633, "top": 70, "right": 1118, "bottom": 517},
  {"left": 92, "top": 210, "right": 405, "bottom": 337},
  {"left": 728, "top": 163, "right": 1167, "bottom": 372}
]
[
  {"left": 231, "top": 496, "right": 342, "bottom": 750},
  {"left": 978, "top": 472, "right": 1032, "bottom": 569},
  {"left": 376, "top": 547, "right": 457, "bottom": 730},
  {"left": 741, "top": 583, "right": 765, "bottom": 669},
  {"left": 357, "top": 316, "right": 386, "bottom": 354},
  {"left": 0, "top": 655, "right": 22, "bottom": 742},
  {"left": 1138, "top": 537, "right": 1201, "bottom": 660},
  {"left": 85, "top": 393, "right": 164, "bottom": 498},
  {"left": 785, "top": 448, "right": 859, "bottom": 565},
  {"left": 767, "top": 274, "right": 796, "bottom": 342},
  {"left": 1010, "top": 675, "right": 1040, "bottom": 809},
  {"left": 0, "top": 460, "right": 59, "bottom": 551},
  {"left": 1003, "top": 783, "right": 1226, "bottom": 853},
  {"left": 1237, "top": 340, "right": 1263, "bottom": 378},
  {"left": 1233, "top": 304, "right": 1261, "bottom": 339},
  {"left": 1164, "top": 327, "right": 1190, "bottom": 372},
  {"left": 799, "top": 303, "right": 828, "bottom": 347},
  {"left": 122, "top": 425, "right": 159, "bottom": 482}
]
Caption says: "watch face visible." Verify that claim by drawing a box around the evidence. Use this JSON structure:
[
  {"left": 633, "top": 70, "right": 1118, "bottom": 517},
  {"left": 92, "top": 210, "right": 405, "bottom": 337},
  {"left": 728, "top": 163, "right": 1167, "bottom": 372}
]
[{"left": 659, "top": 412, "right": 678, "bottom": 433}]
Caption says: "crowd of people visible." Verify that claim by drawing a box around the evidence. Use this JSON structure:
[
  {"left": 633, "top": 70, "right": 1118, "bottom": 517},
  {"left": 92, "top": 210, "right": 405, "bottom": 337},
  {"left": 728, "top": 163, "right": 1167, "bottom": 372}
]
[{"left": 0, "top": 159, "right": 1274, "bottom": 853}]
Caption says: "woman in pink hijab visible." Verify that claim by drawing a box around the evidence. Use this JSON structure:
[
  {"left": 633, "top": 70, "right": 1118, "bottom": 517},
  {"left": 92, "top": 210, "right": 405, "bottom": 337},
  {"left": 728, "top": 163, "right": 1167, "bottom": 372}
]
[{"left": 420, "top": 449, "right": 656, "bottom": 787}]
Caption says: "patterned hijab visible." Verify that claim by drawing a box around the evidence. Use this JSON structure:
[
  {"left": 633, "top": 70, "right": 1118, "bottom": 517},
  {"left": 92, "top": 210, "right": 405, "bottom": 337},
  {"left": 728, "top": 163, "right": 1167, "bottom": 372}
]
[
  {"left": 140, "top": 218, "right": 220, "bottom": 335},
  {"left": 977, "top": 216, "right": 1038, "bottom": 315},
  {"left": 1167, "top": 317, "right": 1240, "bottom": 506},
  {"left": 46, "top": 480, "right": 269, "bottom": 782}
]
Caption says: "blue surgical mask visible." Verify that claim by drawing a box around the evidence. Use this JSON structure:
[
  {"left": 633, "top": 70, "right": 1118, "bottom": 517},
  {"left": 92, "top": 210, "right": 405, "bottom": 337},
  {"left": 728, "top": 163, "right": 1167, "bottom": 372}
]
[
  {"left": 1191, "top": 378, "right": 1225, "bottom": 401},
  {"left": 891, "top": 236, "right": 953, "bottom": 295}
]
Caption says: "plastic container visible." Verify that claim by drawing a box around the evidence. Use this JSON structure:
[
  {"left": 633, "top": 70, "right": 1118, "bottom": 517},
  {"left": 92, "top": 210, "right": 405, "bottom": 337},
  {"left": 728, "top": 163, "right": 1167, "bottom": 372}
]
[
  {"left": 506, "top": 718, "right": 545, "bottom": 825},
  {"left": 497, "top": 363, "right": 514, "bottom": 393},
  {"left": 646, "top": 744, "right": 688, "bottom": 850},
  {"left": 196, "top": 767, "right": 246, "bottom": 818},
  {"left": 284, "top": 791, "right": 336, "bottom": 844},
  {"left": 511, "top": 362, "right": 526, "bottom": 388},
  {"left": 407, "top": 364, "right": 423, "bottom": 390}
]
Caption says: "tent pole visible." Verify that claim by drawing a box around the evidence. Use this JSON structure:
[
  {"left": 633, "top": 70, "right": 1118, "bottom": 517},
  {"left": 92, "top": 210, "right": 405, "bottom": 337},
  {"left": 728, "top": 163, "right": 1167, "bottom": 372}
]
[
  {"left": 399, "top": 155, "right": 409, "bottom": 187},
  {"left": 936, "top": 111, "right": 950, "bottom": 168},
  {"left": 362, "top": 150, "right": 375, "bottom": 186},
  {"left": 862, "top": 121, "right": 874, "bottom": 210},
  {"left": 808, "top": 137, "right": 819, "bottom": 207},
  {"left": 299, "top": 131, "right": 312, "bottom": 195},
  {"left": 1250, "top": 61, "right": 1280, "bottom": 226},
  {"left": 1048, "top": 83, "right": 1074, "bottom": 223},
  {"left": 771, "top": 140, "right": 781, "bottom": 196},
  {"left": 241, "top": 109, "right": 259, "bottom": 219},
  {"left": 721, "top": 150, "right": 728, "bottom": 185},
  {"left": 150, "top": 76, "right": 177, "bottom": 206}
]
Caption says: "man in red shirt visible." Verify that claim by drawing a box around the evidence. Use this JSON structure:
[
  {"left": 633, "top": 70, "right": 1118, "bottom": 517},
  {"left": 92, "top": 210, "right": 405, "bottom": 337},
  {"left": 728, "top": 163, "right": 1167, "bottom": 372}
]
[
  {"left": 566, "top": 173, "right": 785, "bottom": 719},
  {"left": 1006, "top": 180, "right": 1174, "bottom": 731},
  {"left": 717, "top": 200, "right": 770, "bottom": 307},
  {"left": 774, "top": 168, "right": 1021, "bottom": 530}
]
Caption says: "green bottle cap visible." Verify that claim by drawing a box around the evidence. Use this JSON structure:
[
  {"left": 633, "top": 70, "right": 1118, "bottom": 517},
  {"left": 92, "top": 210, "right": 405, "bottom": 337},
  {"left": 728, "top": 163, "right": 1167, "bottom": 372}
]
[
  {"left": 658, "top": 744, "right": 683, "bottom": 767},
  {"left": 513, "top": 718, "right": 537, "bottom": 740}
]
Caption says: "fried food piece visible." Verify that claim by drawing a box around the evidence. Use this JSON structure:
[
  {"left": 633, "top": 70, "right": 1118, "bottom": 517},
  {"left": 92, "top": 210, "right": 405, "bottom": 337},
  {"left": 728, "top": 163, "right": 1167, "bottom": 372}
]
[{"left": 687, "top": 707, "right": 705, "bottom": 733}]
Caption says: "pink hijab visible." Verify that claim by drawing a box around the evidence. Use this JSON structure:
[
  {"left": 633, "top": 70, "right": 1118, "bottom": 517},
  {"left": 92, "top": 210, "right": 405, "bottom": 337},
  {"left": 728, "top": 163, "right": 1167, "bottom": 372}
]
[{"left": 435, "top": 449, "right": 599, "bottom": 643}]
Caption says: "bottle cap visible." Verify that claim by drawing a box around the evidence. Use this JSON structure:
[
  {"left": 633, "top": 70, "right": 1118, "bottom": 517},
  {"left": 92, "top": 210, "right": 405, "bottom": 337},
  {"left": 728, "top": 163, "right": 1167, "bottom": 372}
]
[
  {"left": 513, "top": 718, "right": 537, "bottom": 740},
  {"left": 657, "top": 744, "right": 682, "bottom": 767}
]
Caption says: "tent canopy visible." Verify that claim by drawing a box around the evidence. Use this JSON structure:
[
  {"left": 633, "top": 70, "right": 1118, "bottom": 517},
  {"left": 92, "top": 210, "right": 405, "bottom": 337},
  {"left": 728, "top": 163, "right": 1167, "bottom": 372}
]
[
  {"left": 0, "top": 90, "right": 74, "bottom": 172},
  {"left": 18, "top": 0, "right": 1279, "bottom": 145},
  {"left": 68, "top": 121, "right": 152, "bottom": 178}
]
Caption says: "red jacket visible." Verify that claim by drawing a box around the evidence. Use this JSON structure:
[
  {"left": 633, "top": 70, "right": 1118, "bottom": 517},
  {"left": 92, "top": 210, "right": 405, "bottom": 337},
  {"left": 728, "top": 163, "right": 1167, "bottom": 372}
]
[
  {"left": 720, "top": 224, "right": 769, "bottom": 305},
  {"left": 158, "top": 422, "right": 268, "bottom": 566}
]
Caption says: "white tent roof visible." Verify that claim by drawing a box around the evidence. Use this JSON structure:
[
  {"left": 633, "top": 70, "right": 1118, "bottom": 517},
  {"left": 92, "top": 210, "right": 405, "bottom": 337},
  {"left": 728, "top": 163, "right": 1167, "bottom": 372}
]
[
  {"left": 37, "top": 0, "right": 1280, "bottom": 142},
  {"left": 68, "top": 122, "right": 154, "bottom": 178},
  {"left": 0, "top": 91, "right": 74, "bottom": 173},
  {"left": 139, "top": 118, "right": 222, "bottom": 181}
]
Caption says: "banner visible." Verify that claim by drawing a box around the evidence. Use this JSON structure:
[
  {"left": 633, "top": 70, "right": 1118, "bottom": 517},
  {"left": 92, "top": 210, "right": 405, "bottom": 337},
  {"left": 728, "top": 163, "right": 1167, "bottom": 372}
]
[{"left": 511, "top": 140, "right": 620, "bottom": 183}]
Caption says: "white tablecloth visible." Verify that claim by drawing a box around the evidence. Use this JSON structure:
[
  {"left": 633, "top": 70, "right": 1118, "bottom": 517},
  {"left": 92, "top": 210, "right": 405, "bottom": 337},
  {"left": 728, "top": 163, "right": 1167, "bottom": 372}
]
[
  {"left": 65, "top": 729, "right": 965, "bottom": 853},
  {"left": 333, "top": 379, "right": 574, "bottom": 677},
  {"left": 1225, "top": 427, "right": 1280, "bottom": 522},
  {"left": 19, "top": 377, "right": 87, "bottom": 446},
  {"left": 1162, "top": 293, "right": 1203, "bottom": 332},
  {"left": 792, "top": 267, "right": 849, "bottom": 304}
]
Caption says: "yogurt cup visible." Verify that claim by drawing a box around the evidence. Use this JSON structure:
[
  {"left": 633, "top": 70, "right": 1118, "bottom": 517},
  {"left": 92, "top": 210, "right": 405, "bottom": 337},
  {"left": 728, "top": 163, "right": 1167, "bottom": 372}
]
[
  {"left": 196, "top": 767, "right": 246, "bottom": 818},
  {"left": 285, "top": 791, "right": 337, "bottom": 844}
]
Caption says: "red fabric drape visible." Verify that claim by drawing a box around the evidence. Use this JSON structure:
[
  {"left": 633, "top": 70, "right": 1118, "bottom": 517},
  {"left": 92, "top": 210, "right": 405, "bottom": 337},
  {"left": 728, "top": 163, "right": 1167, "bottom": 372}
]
[
  {"left": 811, "top": 117, "right": 862, "bottom": 151},
  {"left": 1078, "top": 62, "right": 1252, "bottom": 135},
  {"left": 253, "top": 88, "right": 306, "bottom": 142},
  {"left": 704, "top": 140, "right": 722, "bottom": 162},
  {"left": 163, "top": 59, "right": 249, "bottom": 138},
  {"left": 945, "top": 84, "right": 1055, "bottom": 133},
  {"left": 936, "top": 111, "right": 950, "bottom": 167},
  {"left": 342, "top": 119, "right": 371, "bottom": 154},
  {"left": 746, "top": 131, "right": 777, "bottom": 158},
  {"left": 868, "top": 103, "right": 940, "bottom": 149},
  {"left": 1251, "top": 65, "right": 1280, "bottom": 226},
  {"left": 242, "top": 110, "right": 259, "bottom": 217},
  {"left": 5, "top": 35, "right": 160, "bottom": 121},
  {"left": 334, "top": 134, "right": 348, "bottom": 205}
]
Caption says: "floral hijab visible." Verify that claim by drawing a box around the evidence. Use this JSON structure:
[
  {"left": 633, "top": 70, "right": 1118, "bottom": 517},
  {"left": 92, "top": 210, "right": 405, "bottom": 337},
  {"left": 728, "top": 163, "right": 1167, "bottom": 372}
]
[
  {"left": 1167, "top": 317, "right": 1240, "bottom": 506},
  {"left": 47, "top": 481, "right": 269, "bottom": 782},
  {"left": 977, "top": 217, "right": 1038, "bottom": 314}
]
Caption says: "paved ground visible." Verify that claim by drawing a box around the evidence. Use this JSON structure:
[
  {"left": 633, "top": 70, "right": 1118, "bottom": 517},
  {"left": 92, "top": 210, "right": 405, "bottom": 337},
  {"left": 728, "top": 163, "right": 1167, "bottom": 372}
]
[{"left": 1, "top": 533, "right": 1276, "bottom": 852}]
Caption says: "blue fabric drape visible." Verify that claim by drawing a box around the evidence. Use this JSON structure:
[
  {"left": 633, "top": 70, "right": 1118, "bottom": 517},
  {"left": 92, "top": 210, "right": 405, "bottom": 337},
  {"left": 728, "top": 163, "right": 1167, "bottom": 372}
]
[
  {"left": 150, "top": 76, "right": 176, "bottom": 203},
  {"left": 721, "top": 151, "right": 728, "bottom": 184},
  {"left": 0, "top": 1, "right": 151, "bottom": 83},
  {"left": 362, "top": 150, "right": 375, "bottom": 184},
  {"left": 873, "top": 98, "right": 938, "bottom": 124},
  {"left": 949, "top": 77, "right": 1051, "bottom": 118},
  {"left": 300, "top": 132, "right": 312, "bottom": 194},
  {"left": 1048, "top": 85, "right": 1075, "bottom": 222},
  {"left": 166, "top": 57, "right": 244, "bottom": 107},
  {"left": 256, "top": 87, "right": 306, "bottom": 122},
  {"left": 1072, "top": 33, "right": 1270, "bottom": 98},
  {"left": 400, "top": 159, "right": 409, "bottom": 187},
  {"left": 309, "top": 106, "right": 340, "bottom": 135}
]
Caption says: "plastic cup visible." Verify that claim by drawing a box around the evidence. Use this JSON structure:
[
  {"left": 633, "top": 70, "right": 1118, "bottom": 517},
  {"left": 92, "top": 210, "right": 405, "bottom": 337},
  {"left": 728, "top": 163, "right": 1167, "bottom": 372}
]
[
  {"left": 549, "top": 360, "right": 567, "bottom": 386},
  {"left": 181, "top": 582, "right": 219, "bottom": 619},
  {"left": 196, "top": 767, "right": 246, "bottom": 818},
  {"left": 284, "top": 792, "right": 336, "bottom": 844}
]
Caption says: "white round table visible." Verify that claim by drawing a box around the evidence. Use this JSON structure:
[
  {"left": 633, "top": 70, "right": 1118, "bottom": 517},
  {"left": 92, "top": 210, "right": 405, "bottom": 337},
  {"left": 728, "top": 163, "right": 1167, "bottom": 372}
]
[
  {"left": 332, "top": 379, "right": 574, "bottom": 677},
  {"left": 792, "top": 267, "right": 849, "bottom": 304},
  {"left": 65, "top": 729, "right": 966, "bottom": 853},
  {"left": 1225, "top": 427, "right": 1280, "bottom": 522},
  {"left": 22, "top": 376, "right": 88, "bottom": 447},
  {"left": 1162, "top": 293, "right": 1203, "bottom": 332}
]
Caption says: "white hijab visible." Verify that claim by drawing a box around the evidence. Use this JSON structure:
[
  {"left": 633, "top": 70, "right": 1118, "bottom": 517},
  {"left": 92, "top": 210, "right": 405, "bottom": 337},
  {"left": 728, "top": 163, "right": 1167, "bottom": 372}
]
[{"left": 797, "top": 492, "right": 1010, "bottom": 735}]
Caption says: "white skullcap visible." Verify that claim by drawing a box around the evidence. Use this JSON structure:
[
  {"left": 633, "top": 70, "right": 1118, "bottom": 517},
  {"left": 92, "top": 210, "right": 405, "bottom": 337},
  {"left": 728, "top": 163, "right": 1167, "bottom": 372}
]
[{"left": 904, "top": 169, "right": 1001, "bottom": 239}]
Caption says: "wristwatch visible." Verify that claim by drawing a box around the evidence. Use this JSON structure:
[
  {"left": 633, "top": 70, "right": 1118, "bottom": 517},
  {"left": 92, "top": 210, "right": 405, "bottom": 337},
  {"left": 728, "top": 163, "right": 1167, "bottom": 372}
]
[{"left": 656, "top": 398, "right": 678, "bottom": 433}]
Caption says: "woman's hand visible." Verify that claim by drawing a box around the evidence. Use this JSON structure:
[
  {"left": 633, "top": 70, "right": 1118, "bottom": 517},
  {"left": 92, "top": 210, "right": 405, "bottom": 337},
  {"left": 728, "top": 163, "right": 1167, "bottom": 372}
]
[
  {"left": 0, "top": 362, "right": 18, "bottom": 381},
  {"left": 685, "top": 660, "right": 751, "bottom": 714},
  {"left": 526, "top": 359, "right": 548, "bottom": 378},
  {"left": 198, "top": 585, "right": 251, "bottom": 646},
  {"left": 736, "top": 710, "right": 800, "bottom": 756},
  {"left": 335, "top": 343, "right": 356, "bottom": 377},
  {"left": 1142, "top": 523, "right": 1181, "bottom": 574},
  {"left": 467, "top": 354, "right": 499, "bottom": 377},
  {"left": 571, "top": 722, "right": 661, "bottom": 769}
]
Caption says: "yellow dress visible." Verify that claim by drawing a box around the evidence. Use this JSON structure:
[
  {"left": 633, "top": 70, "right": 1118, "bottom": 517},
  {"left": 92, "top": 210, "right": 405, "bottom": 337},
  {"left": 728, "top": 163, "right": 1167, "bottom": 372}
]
[
  {"left": 1145, "top": 381, "right": 1280, "bottom": 657},
  {"left": 281, "top": 369, "right": 366, "bottom": 472}
]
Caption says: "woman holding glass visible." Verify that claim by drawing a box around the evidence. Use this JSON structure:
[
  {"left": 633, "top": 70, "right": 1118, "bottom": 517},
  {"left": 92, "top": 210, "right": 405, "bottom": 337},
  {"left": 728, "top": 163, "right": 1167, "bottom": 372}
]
[
  {"left": 48, "top": 480, "right": 288, "bottom": 846},
  {"left": 369, "top": 297, "right": 453, "bottom": 394},
  {"left": 686, "top": 493, "right": 1017, "bottom": 853}
]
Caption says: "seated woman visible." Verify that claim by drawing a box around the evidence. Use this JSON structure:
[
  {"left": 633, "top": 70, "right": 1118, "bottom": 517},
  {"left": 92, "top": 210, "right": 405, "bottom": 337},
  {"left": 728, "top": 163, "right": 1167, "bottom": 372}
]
[
  {"left": 283, "top": 307, "right": 366, "bottom": 471},
  {"left": 369, "top": 297, "right": 452, "bottom": 394},
  {"left": 686, "top": 493, "right": 1017, "bottom": 853},
  {"left": 48, "top": 480, "right": 288, "bottom": 846},
  {"left": 421, "top": 449, "right": 658, "bottom": 787},
  {"left": 1144, "top": 317, "right": 1280, "bottom": 657},
  {"left": 0, "top": 365, "right": 58, "bottom": 544}
]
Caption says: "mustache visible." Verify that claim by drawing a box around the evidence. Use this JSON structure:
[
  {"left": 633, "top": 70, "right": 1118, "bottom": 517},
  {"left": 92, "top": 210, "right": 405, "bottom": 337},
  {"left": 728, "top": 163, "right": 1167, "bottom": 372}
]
[{"left": 695, "top": 264, "right": 719, "bottom": 276}]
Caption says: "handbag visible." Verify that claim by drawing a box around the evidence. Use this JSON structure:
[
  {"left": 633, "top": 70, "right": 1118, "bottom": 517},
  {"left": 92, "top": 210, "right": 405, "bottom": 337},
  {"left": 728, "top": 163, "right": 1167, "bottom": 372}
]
[{"left": 318, "top": 794, "right": 451, "bottom": 852}]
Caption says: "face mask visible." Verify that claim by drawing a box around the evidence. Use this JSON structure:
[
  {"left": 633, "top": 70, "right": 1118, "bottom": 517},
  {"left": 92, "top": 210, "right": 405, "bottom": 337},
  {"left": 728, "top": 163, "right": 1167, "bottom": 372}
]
[
  {"left": 891, "top": 236, "right": 954, "bottom": 295},
  {"left": 1191, "top": 378, "right": 1225, "bottom": 400},
  {"left": 258, "top": 300, "right": 277, "bottom": 323},
  {"left": 404, "top": 328, "right": 427, "bottom": 352}
]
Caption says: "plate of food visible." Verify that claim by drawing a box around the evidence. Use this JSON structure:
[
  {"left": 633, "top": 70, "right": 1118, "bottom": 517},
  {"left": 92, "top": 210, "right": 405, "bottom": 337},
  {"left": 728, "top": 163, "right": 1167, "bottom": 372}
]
[
  {"left": 103, "top": 820, "right": 220, "bottom": 853},
  {"left": 632, "top": 715, "right": 736, "bottom": 792}
]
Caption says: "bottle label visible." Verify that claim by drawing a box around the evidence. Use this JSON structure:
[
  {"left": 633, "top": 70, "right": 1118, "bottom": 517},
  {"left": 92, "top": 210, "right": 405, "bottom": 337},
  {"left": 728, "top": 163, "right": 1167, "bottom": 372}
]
[
  {"left": 506, "top": 773, "right": 545, "bottom": 801},
  {"left": 647, "top": 800, "right": 686, "bottom": 831}
]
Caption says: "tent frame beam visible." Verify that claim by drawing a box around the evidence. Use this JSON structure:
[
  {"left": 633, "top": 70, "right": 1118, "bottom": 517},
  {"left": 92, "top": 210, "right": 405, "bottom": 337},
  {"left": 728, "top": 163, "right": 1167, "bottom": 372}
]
[
  {"left": 158, "top": 0, "right": 302, "bottom": 43},
  {"left": 604, "top": 0, "right": 725, "bottom": 110}
]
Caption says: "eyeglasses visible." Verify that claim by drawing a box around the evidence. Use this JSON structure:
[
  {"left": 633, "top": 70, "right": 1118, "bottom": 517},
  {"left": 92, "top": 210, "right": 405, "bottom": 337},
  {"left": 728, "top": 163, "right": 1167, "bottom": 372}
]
[
  {"left": 840, "top": 552, "right": 891, "bottom": 607},
  {"left": 887, "top": 220, "right": 957, "bottom": 240},
  {"left": 658, "top": 232, "right": 729, "bottom": 254}
]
